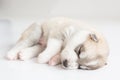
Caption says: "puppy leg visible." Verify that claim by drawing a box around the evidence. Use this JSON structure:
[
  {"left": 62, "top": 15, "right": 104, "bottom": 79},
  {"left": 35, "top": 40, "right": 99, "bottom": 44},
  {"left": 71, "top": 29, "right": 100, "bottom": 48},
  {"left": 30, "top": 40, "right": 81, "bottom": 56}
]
[
  {"left": 6, "top": 23, "right": 42, "bottom": 60},
  {"left": 18, "top": 44, "right": 43, "bottom": 60},
  {"left": 37, "top": 38, "right": 62, "bottom": 63},
  {"left": 48, "top": 53, "right": 61, "bottom": 66}
]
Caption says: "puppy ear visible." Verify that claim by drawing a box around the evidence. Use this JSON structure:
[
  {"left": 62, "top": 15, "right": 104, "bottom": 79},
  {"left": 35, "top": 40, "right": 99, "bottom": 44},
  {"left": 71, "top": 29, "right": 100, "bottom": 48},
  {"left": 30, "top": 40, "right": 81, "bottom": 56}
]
[{"left": 89, "top": 34, "right": 99, "bottom": 43}]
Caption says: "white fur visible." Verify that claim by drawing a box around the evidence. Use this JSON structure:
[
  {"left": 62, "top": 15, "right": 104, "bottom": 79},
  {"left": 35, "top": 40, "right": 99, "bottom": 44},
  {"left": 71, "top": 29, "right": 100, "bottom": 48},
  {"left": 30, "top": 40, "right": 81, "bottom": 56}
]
[
  {"left": 79, "top": 66, "right": 90, "bottom": 70},
  {"left": 6, "top": 40, "right": 33, "bottom": 60},
  {"left": 19, "top": 44, "right": 42, "bottom": 60},
  {"left": 6, "top": 23, "right": 42, "bottom": 60},
  {"left": 85, "top": 60, "right": 98, "bottom": 66},
  {"left": 37, "top": 38, "right": 62, "bottom": 63},
  {"left": 65, "top": 30, "right": 91, "bottom": 49}
]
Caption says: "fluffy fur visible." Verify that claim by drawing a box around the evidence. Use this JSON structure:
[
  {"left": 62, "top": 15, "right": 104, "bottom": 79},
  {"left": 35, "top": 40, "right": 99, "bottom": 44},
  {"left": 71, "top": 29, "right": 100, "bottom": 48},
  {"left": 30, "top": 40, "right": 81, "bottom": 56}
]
[{"left": 6, "top": 17, "right": 109, "bottom": 70}]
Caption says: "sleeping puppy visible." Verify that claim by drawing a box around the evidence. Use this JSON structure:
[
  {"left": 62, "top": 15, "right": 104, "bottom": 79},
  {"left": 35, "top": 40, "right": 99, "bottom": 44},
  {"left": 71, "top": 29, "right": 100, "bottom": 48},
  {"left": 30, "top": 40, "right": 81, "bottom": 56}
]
[{"left": 6, "top": 17, "right": 109, "bottom": 70}]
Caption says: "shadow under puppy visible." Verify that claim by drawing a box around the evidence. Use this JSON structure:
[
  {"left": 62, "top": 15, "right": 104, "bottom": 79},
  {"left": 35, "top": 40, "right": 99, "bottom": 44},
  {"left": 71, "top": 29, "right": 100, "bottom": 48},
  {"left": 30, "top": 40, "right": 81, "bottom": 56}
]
[{"left": 6, "top": 17, "right": 109, "bottom": 70}]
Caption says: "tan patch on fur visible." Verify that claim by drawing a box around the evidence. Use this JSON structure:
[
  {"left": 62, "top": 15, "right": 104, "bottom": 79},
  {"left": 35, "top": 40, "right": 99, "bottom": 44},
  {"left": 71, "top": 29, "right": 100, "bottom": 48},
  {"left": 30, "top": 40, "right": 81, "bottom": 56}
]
[{"left": 78, "top": 31, "right": 109, "bottom": 70}]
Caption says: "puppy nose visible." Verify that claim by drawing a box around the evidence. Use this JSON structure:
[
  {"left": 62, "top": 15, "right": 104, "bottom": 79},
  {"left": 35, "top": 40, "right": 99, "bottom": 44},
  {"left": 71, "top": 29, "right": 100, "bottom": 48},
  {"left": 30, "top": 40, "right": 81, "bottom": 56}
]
[
  {"left": 78, "top": 65, "right": 82, "bottom": 69},
  {"left": 63, "top": 59, "right": 68, "bottom": 67}
]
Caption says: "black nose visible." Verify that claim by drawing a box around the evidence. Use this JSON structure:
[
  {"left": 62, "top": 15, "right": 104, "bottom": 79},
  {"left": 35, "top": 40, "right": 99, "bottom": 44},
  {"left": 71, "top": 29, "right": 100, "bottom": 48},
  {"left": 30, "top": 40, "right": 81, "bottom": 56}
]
[
  {"left": 63, "top": 60, "right": 68, "bottom": 67},
  {"left": 78, "top": 64, "right": 82, "bottom": 69},
  {"left": 78, "top": 66, "right": 82, "bottom": 69}
]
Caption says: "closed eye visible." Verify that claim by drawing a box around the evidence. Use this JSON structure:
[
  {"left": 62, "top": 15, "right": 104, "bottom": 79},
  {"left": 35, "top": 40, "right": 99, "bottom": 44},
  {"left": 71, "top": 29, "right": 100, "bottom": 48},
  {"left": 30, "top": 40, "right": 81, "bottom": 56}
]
[
  {"left": 77, "top": 47, "right": 81, "bottom": 56},
  {"left": 74, "top": 44, "right": 85, "bottom": 57},
  {"left": 74, "top": 45, "right": 80, "bottom": 54}
]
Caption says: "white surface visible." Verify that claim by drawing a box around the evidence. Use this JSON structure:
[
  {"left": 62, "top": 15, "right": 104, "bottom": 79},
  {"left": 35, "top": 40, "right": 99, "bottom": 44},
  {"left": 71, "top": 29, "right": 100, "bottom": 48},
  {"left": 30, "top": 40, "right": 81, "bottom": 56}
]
[{"left": 0, "top": 20, "right": 120, "bottom": 80}]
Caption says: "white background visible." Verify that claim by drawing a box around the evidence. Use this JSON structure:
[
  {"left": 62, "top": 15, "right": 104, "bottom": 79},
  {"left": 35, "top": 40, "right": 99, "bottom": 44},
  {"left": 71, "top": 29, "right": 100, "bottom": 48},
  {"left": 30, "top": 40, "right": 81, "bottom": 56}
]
[
  {"left": 0, "top": 0, "right": 120, "bottom": 80},
  {"left": 0, "top": 0, "right": 120, "bottom": 19}
]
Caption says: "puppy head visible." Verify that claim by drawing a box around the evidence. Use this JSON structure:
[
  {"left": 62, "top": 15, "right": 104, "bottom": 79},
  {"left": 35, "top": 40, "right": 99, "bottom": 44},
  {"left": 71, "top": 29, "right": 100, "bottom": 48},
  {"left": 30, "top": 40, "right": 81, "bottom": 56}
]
[{"left": 61, "top": 33, "right": 109, "bottom": 70}]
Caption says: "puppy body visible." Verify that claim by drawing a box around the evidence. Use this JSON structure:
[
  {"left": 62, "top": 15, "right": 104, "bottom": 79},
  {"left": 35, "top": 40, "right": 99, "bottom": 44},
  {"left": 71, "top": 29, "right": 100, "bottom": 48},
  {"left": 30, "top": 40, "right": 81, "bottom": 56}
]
[{"left": 6, "top": 17, "right": 109, "bottom": 70}]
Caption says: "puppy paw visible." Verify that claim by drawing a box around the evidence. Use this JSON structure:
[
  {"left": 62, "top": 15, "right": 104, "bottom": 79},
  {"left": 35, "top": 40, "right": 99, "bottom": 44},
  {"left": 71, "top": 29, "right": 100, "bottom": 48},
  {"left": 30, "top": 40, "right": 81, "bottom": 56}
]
[
  {"left": 18, "top": 49, "right": 32, "bottom": 61},
  {"left": 18, "top": 52, "right": 27, "bottom": 61},
  {"left": 48, "top": 54, "right": 61, "bottom": 66},
  {"left": 48, "top": 60, "right": 58, "bottom": 66},
  {"left": 6, "top": 51, "right": 19, "bottom": 60}
]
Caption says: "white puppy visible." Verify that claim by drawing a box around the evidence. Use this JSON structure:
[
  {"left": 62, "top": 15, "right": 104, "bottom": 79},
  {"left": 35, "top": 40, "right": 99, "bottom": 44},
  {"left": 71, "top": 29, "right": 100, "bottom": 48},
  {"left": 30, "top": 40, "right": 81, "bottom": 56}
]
[{"left": 6, "top": 17, "right": 109, "bottom": 70}]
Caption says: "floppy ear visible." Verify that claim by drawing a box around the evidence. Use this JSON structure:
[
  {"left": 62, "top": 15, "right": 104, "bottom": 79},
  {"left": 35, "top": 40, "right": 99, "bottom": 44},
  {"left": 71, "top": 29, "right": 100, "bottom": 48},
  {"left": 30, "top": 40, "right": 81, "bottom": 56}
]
[{"left": 89, "top": 34, "right": 99, "bottom": 43}]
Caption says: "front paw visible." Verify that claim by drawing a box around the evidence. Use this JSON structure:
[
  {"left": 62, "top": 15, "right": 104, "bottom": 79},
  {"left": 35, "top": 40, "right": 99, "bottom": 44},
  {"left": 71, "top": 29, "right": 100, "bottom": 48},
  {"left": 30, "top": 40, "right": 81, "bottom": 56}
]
[
  {"left": 18, "top": 49, "right": 33, "bottom": 61},
  {"left": 18, "top": 51, "right": 28, "bottom": 61},
  {"left": 6, "top": 50, "right": 19, "bottom": 60},
  {"left": 48, "top": 59, "right": 59, "bottom": 66},
  {"left": 48, "top": 54, "right": 61, "bottom": 66}
]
